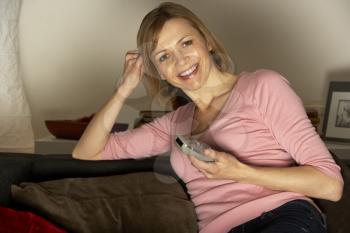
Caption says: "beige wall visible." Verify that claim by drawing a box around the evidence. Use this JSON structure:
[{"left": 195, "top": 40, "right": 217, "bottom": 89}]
[{"left": 19, "top": 0, "right": 350, "bottom": 138}]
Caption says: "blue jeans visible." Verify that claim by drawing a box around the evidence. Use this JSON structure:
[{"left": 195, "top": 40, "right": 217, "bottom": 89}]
[{"left": 229, "top": 200, "right": 327, "bottom": 233}]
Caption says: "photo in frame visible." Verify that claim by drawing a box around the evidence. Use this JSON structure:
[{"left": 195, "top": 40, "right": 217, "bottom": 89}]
[{"left": 323, "top": 81, "right": 350, "bottom": 142}]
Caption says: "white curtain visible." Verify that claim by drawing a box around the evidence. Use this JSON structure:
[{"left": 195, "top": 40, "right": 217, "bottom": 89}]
[{"left": 0, "top": 0, "right": 34, "bottom": 153}]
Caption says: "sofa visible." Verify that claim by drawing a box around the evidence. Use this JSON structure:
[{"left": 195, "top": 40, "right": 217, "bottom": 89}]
[{"left": 0, "top": 152, "right": 349, "bottom": 233}]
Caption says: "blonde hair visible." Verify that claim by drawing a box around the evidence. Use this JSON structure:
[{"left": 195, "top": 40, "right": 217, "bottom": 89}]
[{"left": 137, "top": 2, "right": 233, "bottom": 100}]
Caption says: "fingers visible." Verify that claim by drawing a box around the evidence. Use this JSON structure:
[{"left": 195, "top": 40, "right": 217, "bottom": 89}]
[
  {"left": 125, "top": 50, "right": 140, "bottom": 62},
  {"left": 189, "top": 149, "right": 217, "bottom": 165},
  {"left": 204, "top": 149, "right": 216, "bottom": 158},
  {"left": 123, "top": 50, "right": 143, "bottom": 75},
  {"left": 189, "top": 149, "right": 223, "bottom": 173},
  {"left": 189, "top": 154, "right": 215, "bottom": 170},
  {"left": 123, "top": 50, "right": 139, "bottom": 69},
  {"left": 205, "top": 149, "right": 228, "bottom": 163}
]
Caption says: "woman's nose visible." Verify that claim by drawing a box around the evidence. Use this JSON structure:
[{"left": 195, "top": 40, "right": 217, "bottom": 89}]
[{"left": 174, "top": 50, "right": 189, "bottom": 67}]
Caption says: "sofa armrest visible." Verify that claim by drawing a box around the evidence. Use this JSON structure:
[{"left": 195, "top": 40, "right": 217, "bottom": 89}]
[
  {"left": 31, "top": 155, "right": 176, "bottom": 181},
  {"left": 0, "top": 153, "right": 180, "bottom": 207}
]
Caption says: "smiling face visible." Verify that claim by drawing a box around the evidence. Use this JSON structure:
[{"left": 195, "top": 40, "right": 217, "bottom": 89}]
[{"left": 152, "top": 18, "right": 215, "bottom": 92}]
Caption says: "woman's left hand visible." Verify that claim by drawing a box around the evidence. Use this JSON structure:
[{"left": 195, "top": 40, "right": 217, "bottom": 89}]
[
  {"left": 189, "top": 149, "right": 343, "bottom": 201},
  {"left": 189, "top": 149, "right": 249, "bottom": 180}
]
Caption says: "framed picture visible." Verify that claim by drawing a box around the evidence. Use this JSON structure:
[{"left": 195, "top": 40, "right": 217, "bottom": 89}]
[{"left": 323, "top": 81, "right": 350, "bottom": 142}]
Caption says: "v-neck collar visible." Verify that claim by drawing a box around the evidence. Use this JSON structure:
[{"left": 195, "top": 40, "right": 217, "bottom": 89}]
[{"left": 188, "top": 73, "right": 242, "bottom": 138}]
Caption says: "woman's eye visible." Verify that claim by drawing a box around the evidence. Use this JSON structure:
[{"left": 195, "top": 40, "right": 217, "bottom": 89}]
[
  {"left": 159, "top": 54, "right": 169, "bottom": 62},
  {"left": 183, "top": 40, "right": 193, "bottom": 47}
]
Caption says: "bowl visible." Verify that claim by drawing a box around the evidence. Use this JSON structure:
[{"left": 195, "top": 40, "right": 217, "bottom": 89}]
[
  {"left": 45, "top": 116, "right": 128, "bottom": 140},
  {"left": 45, "top": 120, "right": 89, "bottom": 140}
]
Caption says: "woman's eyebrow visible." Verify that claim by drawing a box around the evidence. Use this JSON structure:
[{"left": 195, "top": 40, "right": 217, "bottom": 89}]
[{"left": 153, "top": 35, "right": 190, "bottom": 57}]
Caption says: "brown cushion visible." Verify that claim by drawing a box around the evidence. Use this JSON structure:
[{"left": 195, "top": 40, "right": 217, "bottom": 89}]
[
  {"left": 11, "top": 172, "right": 198, "bottom": 233},
  {"left": 315, "top": 155, "right": 350, "bottom": 233}
]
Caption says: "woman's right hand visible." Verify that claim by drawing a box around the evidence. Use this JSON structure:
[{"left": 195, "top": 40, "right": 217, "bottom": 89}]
[{"left": 117, "top": 50, "right": 144, "bottom": 97}]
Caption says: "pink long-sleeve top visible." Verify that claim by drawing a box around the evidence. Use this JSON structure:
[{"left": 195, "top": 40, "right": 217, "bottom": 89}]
[{"left": 102, "top": 69, "right": 343, "bottom": 233}]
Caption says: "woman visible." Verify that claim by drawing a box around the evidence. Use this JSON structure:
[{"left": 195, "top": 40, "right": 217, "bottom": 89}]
[{"left": 73, "top": 2, "right": 343, "bottom": 233}]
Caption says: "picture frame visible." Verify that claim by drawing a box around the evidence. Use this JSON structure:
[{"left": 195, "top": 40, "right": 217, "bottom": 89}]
[{"left": 323, "top": 81, "right": 350, "bottom": 142}]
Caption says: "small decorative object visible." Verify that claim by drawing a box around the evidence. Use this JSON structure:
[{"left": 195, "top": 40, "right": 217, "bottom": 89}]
[
  {"left": 305, "top": 107, "right": 320, "bottom": 132},
  {"left": 45, "top": 114, "right": 128, "bottom": 140},
  {"left": 323, "top": 81, "right": 350, "bottom": 142}
]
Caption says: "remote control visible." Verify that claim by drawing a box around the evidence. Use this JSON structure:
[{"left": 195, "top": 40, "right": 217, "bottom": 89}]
[{"left": 175, "top": 135, "right": 215, "bottom": 162}]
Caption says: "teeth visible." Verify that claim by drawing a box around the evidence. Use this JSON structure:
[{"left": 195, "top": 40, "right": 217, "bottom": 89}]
[{"left": 179, "top": 64, "right": 197, "bottom": 77}]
